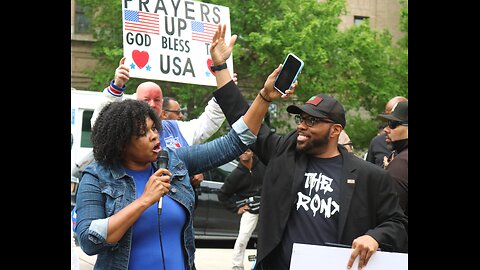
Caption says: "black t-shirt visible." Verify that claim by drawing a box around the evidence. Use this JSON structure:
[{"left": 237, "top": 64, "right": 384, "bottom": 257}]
[{"left": 268, "top": 155, "right": 343, "bottom": 269}]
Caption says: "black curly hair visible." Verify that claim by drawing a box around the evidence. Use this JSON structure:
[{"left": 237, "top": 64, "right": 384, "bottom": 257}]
[{"left": 91, "top": 99, "right": 162, "bottom": 167}]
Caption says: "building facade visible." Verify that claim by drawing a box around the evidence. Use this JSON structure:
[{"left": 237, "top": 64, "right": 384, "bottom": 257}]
[
  {"left": 71, "top": 0, "right": 96, "bottom": 90},
  {"left": 339, "top": 0, "right": 403, "bottom": 41}
]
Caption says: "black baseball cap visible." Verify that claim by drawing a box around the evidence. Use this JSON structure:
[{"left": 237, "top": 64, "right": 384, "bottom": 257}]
[
  {"left": 378, "top": 101, "right": 408, "bottom": 123},
  {"left": 287, "top": 94, "right": 346, "bottom": 128}
]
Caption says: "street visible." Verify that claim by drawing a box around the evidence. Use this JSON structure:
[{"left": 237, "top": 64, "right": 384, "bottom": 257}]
[{"left": 74, "top": 243, "right": 256, "bottom": 270}]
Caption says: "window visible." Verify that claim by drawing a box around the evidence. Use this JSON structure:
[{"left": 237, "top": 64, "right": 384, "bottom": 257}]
[
  {"left": 80, "top": 110, "right": 93, "bottom": 148},
  {"left": 207, "top": 161, "right": 238, "bottom": 183},
  {"left": 354, "top": 16, "right": 369, "bottom": 26},
  {"left": 75, "top": 2, "right": 91, "bottom": 34}
]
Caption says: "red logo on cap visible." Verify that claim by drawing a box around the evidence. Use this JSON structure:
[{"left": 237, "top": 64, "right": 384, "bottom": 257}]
[{"left": 306, "top": 96, "right": 323, "bottom": 106}]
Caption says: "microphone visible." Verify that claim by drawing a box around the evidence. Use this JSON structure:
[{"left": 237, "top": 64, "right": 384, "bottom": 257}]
[
  {"left": 157, "top": 149, "right": 169, "bottom": 170},
  {"left": 157, "top": 150, "right": 169, "bottom": 214}
]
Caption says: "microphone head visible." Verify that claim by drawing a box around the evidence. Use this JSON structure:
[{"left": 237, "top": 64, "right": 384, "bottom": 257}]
[{"left": 157, "top": 149, "right": 169, "bottom": 169}]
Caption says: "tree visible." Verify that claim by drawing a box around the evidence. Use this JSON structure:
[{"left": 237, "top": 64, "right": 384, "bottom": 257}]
[{"left": 76, "top": 0, "right": 408, "bottom": 150}]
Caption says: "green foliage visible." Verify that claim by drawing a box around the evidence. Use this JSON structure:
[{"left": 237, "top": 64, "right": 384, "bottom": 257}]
[
  {"left": 398, "top": 0, "right": 408, "bottom": 48},
  {"left": 77, "top": 0, "right": 123, "bottom": 92},
  {"left": 76, "top": 0, "right": 408, "bottom": 149},
  {"left": 345, "top": 115, "right": 379, "bottom": 157},
  {"left": 333, "top": 23, "right": 408, "bottom": 113}
]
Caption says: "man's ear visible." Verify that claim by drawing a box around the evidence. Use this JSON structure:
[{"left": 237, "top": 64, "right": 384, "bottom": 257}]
[
  {"left": 330, "top": 124, "right": 343, "bottom": 138},
  {"left": 160, "top": 110, "right": 168, "bottom": 120}
]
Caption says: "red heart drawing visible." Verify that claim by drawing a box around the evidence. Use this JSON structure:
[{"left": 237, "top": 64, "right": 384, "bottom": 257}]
[
  {"left": 132, "top": 50, "right": 149, "bottom": 69},
  {"left": 207, "top": 58, "right": 215, "bottom": 76}
]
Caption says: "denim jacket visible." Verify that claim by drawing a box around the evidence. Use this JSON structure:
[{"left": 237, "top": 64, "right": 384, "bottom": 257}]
[{"left": 76, "top": 117, "right": 255, "bottom": 270}]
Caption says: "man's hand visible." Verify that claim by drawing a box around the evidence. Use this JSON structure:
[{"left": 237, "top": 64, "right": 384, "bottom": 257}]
[
  {"left": 190, "top": 173, "right": 204, "bottom": 187},
  {"left": 237, "top": 204, "right": 250, "bottom": 215},
  {"left": 261, "top": 65, "right": 297, "bottom": 101},
  {"left": 113, "top": 57, "right": 130, "bottom": 88},
  {"left": 210, "top": 24, "right": 237, "bottom": 66},
  {"left": 347, "top": 235, "right": 379, "bottom": 270}
]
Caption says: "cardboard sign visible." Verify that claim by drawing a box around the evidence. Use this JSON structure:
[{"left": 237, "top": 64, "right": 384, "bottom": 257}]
[{"left": 122, "top": 0, "right": 233, "bottom": 86}]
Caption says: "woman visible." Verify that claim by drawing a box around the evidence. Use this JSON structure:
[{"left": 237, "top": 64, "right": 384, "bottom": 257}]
[{"left": 75, "top": 69, "right": 294, "bottom": 269}]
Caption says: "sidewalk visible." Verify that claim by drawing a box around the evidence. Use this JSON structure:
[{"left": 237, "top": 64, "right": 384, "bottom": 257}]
[{"left": 74, "top": 245, "right": 256, "bottom": 270}]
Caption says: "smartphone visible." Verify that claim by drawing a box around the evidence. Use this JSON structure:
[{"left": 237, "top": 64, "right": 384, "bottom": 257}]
[{"left": 274, "top": 53, "right": 304, "bottom": 95}]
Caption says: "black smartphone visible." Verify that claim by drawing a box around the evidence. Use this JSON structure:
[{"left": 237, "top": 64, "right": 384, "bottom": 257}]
[{"left": 274, "top": 53, "right": 304, "bottom": 95}]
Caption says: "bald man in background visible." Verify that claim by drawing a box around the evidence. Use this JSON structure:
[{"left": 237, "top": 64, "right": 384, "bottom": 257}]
[{"left": 365, "top": 96, "right": 408, "bottom": 167}]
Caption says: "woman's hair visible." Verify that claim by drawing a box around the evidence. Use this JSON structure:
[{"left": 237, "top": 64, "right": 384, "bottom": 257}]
[{"left": 91, "top": 99, "right": 162, "bottom": 167}]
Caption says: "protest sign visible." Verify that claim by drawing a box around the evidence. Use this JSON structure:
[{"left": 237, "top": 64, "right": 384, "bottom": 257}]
[{"left": 122, "top": 0, "right": 233, "bottom": 86}]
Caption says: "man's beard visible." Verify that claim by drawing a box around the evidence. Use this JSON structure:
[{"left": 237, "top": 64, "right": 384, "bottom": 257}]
[{"left": 296, "top": 131, "right": 330, "bottom": 154}]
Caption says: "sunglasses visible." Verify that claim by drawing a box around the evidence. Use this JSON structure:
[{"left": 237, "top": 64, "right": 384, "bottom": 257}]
[
  {"left": 164, "top": 109, "right": 183, "bottom": 114},
  {"left": 387, "top": 120, "right": 407, "bottom": 129},
  {"left": 294, "top": 115, "right": 334, "bottom": 127}
]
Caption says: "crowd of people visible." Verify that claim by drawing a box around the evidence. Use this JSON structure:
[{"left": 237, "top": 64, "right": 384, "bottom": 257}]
[{"left": 73, "top": 23, "right": 408, "bottom": 270}]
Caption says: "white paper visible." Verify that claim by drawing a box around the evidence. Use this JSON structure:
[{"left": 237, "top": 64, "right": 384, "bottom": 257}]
[{"left": 290, "top": 243, "right": 407, "bottom": 270}]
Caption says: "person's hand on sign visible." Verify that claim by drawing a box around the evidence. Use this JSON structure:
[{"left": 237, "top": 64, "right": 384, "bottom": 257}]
[{"left": 113, "top": 57, "right": 130, "bottom": 88}]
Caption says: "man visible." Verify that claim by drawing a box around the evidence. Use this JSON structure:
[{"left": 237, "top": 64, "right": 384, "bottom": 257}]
[
  {"left": 338, "top": 130, "right": 354, "bottom": 153},
  {"left": 365, "top": 96, "right": 408, "bottom": 167},
  {"left": 379, "top": 101, "right": 408, "bottom": 217},
  {"left": 209, "top": 24, "right": 407, "bottom": 270},
  {"left": 218, "top": 149, "right": 266, "bottom": 270},
  {"left": 161, "top": 96, "right": 185, "bottom": 120}
]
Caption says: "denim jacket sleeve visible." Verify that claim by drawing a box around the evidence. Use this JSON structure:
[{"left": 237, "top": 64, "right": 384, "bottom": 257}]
[
  {"left": 175, "top": 116, "right": 256, "bottom": 175},
  {"left": 231, "top": 116, "right": 256, "bottom": 146},
  {"left": 75, "top": 167, "right": 120, "bottom": 255}
]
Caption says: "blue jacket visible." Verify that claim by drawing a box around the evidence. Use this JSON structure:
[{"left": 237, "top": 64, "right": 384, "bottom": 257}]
[{"left": 76, "top": 118, "right": 255, "bottom": 270}]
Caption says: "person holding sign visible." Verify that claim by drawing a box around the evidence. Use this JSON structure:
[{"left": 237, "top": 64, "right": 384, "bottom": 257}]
[
  {"left": 90, "top": 57, "right": 225, "bottom": 149},
  {"left": 209, "top": 24, "right": 408, "bottom": 270}
]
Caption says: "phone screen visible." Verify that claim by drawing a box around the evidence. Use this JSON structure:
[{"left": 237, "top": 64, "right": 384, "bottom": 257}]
[{"left": 274, "top": 53, "right": 304, "bottom": 95}]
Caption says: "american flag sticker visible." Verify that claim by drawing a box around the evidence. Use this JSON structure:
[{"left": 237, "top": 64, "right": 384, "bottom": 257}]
[
  {"left": 124, "top": 10, "right": 160, "bottom": 35},
  {"left": 191, "top": 20, "right": 217, "bottom": 43}
]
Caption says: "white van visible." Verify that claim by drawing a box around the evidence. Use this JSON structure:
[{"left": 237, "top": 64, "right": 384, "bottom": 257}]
[
  {"left": 71, "top": 88, "right": 134, "bottom": 208},
  {"left": 70, "top": 88, "right": 133, "bottom": 172},
  {"left": 71, "top": 89, "right": 101, "bottom": 170},
  {"left": 71, "top": 89, "right": 104, "bottom": 209}
]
